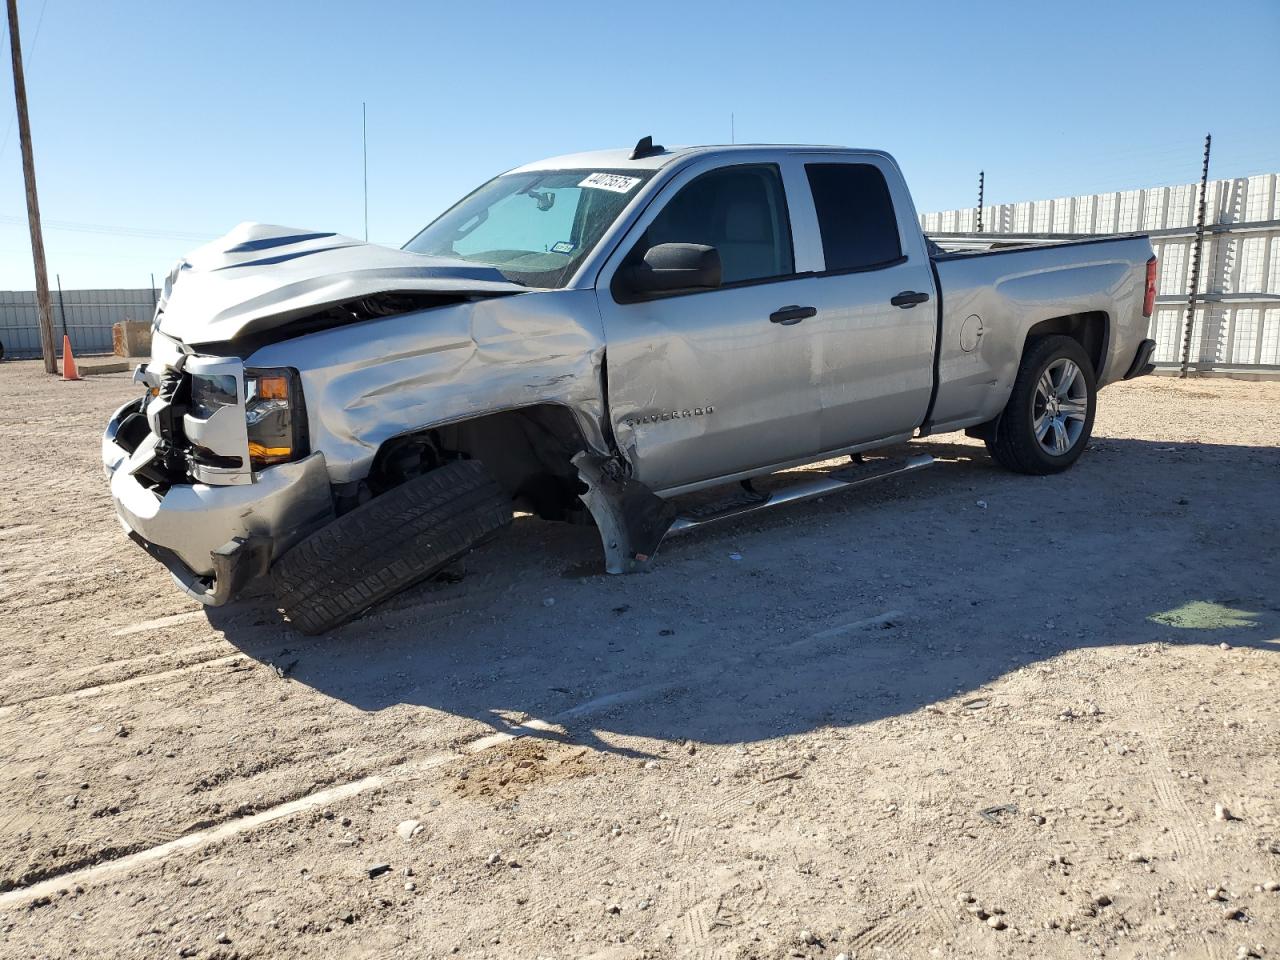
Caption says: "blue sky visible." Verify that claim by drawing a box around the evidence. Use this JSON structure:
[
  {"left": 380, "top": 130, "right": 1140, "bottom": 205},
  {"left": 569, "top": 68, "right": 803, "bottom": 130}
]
[{"left": 1, "top": 0, "right": 1278, "bottom": 289}]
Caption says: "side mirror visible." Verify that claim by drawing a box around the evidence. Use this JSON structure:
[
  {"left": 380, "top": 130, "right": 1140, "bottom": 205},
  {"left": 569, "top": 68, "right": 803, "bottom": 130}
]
[{"left": 617, "top": 243, "right": 722, "bottom": 299}]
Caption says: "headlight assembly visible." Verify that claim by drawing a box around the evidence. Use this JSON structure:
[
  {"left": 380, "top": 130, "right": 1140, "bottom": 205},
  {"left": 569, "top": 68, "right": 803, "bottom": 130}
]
[
  {"left": 244, "top": 367, "right": 307, "bottom": 470},
  {"left": 189, "top": 372, "right": 238, "bottom": 419}
]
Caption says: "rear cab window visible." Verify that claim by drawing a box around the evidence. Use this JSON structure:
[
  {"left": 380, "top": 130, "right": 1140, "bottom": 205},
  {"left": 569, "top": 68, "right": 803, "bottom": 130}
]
[{"left": 804, "top": 163, "right": 903, "bottom": 273}]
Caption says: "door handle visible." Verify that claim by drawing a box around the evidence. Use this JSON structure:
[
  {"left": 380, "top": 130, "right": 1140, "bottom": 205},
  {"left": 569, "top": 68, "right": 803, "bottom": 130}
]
[
  {"left": 769, "top": 305, "right": 817, "bottom": 325},
  {"left": 891, "top": 291, "right": 930, "bottom": 308}
]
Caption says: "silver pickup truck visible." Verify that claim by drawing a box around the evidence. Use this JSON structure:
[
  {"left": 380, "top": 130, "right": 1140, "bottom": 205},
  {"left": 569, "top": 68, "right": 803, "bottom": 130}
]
[{"left": 103, "top": 139, "right": 1157, "bottom": 633}]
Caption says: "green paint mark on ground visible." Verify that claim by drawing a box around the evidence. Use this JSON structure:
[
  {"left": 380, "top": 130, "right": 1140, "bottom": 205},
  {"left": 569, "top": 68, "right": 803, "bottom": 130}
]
[{"left": 1148, "top": 601, "right": 1259, "bottom": 630}]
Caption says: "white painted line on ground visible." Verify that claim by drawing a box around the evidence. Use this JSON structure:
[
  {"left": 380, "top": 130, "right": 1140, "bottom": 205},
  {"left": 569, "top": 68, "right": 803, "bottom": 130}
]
[
  {"left": 0, "top": 639, "right": 232, "bottom": 707},
  {"left": 0, "top": 609, "right": 901, "bottom": 906},
  {"left": 795, "top": 610, "right": 904, "bottom": 646},
  {"left": 111, "top": 611, "right": 208, "bottom": 637},
  {"left": 0, "top": 770, "right": 394, "bottom": 910},
  {"left": 0, "top": 728, "right": 515, "bottom": 907},
  {"left": 0, "top": 655, "right": 245, "bottom": 717}
]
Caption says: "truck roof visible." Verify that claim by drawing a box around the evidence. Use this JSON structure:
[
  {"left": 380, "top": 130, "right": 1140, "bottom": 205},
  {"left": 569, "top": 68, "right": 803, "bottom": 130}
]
[{"left": 511, "top": 143, "right": 873, "bottom": 173}]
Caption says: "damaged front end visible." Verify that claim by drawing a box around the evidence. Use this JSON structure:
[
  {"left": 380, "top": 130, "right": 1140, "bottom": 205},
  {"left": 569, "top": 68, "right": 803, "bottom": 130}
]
[
  {"left": 101, "top": 223, "right": 541, "bottom": 605},
  {"left": 103, "top": 219, "right": 640, "bottom": 608},
  {"left": 103, "top": 342, "right": 334, "bottom": 605}
]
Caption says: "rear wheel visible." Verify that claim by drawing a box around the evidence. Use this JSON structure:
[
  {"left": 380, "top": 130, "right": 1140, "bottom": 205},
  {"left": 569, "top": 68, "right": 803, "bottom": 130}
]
[
  {"left": 272, "top": 459, "right": 511, "bottom": 634},
  {"left": 986, "top": 335, "right": 1096, "bottom": 475}
]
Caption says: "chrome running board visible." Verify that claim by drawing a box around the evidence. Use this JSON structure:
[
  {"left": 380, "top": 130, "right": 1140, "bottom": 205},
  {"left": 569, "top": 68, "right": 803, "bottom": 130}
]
[{"left": 666, "top": 453, "right": 935, "bottom": 536}]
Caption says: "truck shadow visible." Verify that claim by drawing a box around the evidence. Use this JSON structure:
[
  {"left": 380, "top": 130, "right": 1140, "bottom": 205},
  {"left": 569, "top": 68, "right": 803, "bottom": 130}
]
[{"left": 207, "top": 435, "right": 1279, "bottom": 758}]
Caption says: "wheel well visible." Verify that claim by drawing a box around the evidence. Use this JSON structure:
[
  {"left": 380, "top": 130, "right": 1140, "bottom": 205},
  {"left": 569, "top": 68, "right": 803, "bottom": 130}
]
[
  {"left": 369, "top": 405, "right": 590, "bottom": 521},
  {"left": 1024, "top": 311, "right": 1108, "bottom": 376}
]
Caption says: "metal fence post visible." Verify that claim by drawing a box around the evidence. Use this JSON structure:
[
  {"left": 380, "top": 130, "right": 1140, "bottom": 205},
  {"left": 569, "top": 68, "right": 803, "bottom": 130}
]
[
  {"left": 56, "top": 273, "right": 67, "bottom": 339},
  {"left": 976, "top": 171, "right": 984, "bottom": 233},
  {"left": 1179, "top": 134, "right": 1212, "bottom": 378}
]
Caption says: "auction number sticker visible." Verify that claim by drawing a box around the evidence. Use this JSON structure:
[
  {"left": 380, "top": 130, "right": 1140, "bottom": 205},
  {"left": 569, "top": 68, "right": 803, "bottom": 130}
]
[{"left": 579, "top": 172, "right": 642, "bottom": 193}]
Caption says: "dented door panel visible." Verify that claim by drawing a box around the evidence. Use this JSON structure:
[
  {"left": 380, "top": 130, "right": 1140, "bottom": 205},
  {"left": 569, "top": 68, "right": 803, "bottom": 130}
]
[{"left": 600, "top": 279, "right": 824, "bottom": 491}]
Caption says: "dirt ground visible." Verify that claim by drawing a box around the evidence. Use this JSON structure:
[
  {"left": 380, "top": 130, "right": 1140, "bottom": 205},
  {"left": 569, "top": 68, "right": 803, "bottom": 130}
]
[{"left": 0, "top": 359, "right": 1277, "bottom": 960}]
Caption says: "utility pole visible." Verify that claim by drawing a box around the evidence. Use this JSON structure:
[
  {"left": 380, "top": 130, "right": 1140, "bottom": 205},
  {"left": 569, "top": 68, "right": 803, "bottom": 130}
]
[
  {"left": 1179, "top": 133, "right": 1212, "bottom": 379},
  {"left": 6, "top": 0, "right": 56, "bottom": 373},
  {"left": 730, "top": 112, "right": 735, "bottom": 145},
  {"left": 976, "top": 170, "right": 984, "bottom": 233}
]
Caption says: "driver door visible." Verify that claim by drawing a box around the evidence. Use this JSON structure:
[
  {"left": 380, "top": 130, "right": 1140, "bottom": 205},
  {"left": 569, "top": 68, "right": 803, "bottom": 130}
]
[{"left": 595, "top": 160, "right": 822, "bottom": 493}]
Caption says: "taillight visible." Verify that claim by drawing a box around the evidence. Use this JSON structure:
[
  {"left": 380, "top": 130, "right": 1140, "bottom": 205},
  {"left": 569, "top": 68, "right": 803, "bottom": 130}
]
[{"left": 1143, "top": 255, "right": 1157, "bottom": 317}]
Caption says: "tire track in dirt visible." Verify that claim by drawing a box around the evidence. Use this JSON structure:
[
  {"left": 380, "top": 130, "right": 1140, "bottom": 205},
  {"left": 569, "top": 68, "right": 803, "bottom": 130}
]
[
  {"left": 669, "top": 817, "right": 692, "bottom": 857},
  {"left": 523, "top": 850, "right": 618, "bottom": 929},
  {"left": 675, "top": 898, "right": 714, "bottom": 953},
  {"left": 1124, "top": 680, "right": 1214, "bottom": 883},
  {"left": 849, "top": 901, "right": 918, "bottom": 952},
  {"left": 889, "top": 724, "right": 1031, "bottom": 949},
  {"left": 903, "top": 781, "right": 963, "bottom": 940},
  {"left": 1114, "top": 668, "right": 1223, "bottom": 960},
  {"left": 669, "top": 875, "right": 740, "bottom": 960},
  {"left": 844, "top": 792, "right": 925, "bottom": 953}
]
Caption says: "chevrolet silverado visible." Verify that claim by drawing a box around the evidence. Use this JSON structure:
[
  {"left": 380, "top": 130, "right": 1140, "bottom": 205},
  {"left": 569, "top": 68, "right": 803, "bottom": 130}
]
[{"left": 103, "top": 138, "right": 1158, "bottom": 633}]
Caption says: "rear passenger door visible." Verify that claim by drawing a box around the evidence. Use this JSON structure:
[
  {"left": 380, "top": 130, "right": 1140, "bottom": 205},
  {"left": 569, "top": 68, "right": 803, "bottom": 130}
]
[{"left": 790, "top": 155, "right": 937, "bottom": 451}]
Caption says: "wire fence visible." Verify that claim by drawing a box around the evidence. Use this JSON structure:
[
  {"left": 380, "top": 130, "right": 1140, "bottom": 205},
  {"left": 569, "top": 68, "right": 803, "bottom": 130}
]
[
  {"left": 922, "top": 172, "right": 1280, "bottom": 371},
  {"left": 0, "top": 288, "right": 157, "bottom": 359}
]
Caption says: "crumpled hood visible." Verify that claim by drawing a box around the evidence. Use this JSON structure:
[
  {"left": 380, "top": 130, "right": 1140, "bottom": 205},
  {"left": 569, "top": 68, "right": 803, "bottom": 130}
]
[{"left": 155, "top": 223, "right": 527, "bottom": 346}]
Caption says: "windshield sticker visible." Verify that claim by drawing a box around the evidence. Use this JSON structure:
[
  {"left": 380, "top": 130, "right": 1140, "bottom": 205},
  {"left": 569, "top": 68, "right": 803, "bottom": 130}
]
[
  {"left": 579, "top": 172, "right": 642, "bottom": 194},
  {"left": 550, "top": 240, "right": 577, "bottom": 255}
]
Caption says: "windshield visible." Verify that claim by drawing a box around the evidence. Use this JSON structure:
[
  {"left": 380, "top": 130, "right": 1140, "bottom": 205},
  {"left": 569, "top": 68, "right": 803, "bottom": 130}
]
[{"left": 403, "top": 169, "right": 655, "bottom": 288}]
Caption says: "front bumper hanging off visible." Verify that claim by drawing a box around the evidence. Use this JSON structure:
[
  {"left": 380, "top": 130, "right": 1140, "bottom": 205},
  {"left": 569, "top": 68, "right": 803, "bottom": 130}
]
[{"left": 127, "top": 532, "right": 273, "bottom": 606}]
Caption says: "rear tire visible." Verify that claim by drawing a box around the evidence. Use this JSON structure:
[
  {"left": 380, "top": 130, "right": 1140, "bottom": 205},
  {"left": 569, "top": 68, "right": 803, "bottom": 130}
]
[
  {"left": 986, "top": 335, "right": 1096, "bottom": 475},
  {"left": 272, "top": 459, "right": 511, "bottom": 634}
]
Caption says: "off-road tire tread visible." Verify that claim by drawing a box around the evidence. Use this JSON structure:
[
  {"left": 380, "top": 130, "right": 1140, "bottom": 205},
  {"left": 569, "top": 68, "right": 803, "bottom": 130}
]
[
  {"left": 272, "top": 460, "right": 510, "bottom": 634},
  {"left": 985, "top": 335, "right": 1096, "bottom": 476}
]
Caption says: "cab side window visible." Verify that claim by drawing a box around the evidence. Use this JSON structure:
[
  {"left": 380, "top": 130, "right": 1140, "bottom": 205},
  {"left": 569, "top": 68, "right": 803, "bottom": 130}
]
[
  {"left": 635, "top": 164, "right": 794, "bottom": 285},
  {"left": 805, "top": 163, "right": 903, "bottom": 272}
]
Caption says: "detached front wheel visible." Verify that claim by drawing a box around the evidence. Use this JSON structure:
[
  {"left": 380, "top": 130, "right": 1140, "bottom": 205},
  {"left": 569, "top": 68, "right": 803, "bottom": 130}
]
[
  {"left": 986, "top": 335, "right": 1096, "bottom": 475},
  {"left": 272, "top": 459, "right": 511, "bottom": 634}
]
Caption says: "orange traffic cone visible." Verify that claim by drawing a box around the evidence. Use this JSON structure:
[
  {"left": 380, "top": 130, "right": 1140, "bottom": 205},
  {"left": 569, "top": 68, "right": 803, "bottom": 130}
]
[{"left": 61, "top": 334, "right": 81, "bottom": 381}]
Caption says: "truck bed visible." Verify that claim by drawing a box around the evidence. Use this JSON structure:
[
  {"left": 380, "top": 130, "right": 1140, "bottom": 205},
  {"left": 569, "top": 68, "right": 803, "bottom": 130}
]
[{"left": 923, "top": 233, "right": 1154, "bottom": 435}]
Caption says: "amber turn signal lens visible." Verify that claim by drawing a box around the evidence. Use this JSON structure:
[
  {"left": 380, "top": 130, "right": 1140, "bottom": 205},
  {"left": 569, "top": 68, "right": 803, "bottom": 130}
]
[
  {"left": 248, "top": 442, "right": 292, "bottom": 465},
  {"left": 256, "top": 376, "right": 290, "bottom": 400},
  {"left": 244, "top": 366, "right": 303, "bottom": 471}
]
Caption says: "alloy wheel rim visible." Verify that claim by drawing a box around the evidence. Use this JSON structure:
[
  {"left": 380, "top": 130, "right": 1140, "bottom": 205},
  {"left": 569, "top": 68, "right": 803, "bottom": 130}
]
[{"left": 1033, "top": 358, "right": 1088, "bottom": 456}]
